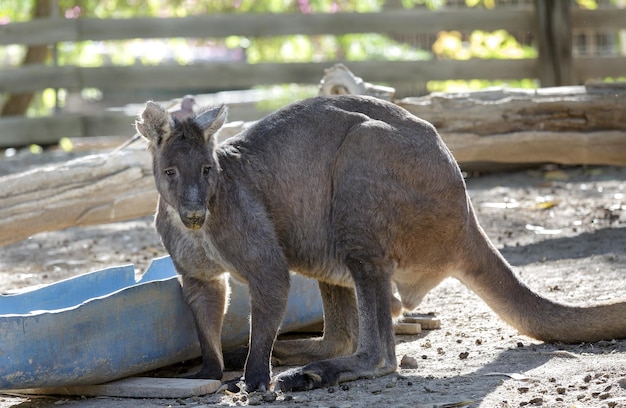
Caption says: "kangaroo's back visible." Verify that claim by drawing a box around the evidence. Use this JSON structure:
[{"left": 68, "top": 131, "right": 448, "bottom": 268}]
[{"left": 219, "top": 95, "right": 467, "bottom": 274}]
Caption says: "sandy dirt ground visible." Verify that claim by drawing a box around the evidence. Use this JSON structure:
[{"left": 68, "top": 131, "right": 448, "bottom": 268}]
[{"left": 1, "top": 148, "right": 625, "bottom": 408}]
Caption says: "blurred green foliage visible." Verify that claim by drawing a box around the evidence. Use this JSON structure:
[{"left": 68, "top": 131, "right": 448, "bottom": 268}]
[{"left": 1, "top": 0, "right": 615, "bottom": 116}]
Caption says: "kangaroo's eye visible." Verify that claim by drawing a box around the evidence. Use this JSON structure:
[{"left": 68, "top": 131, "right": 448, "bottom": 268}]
[
  {"left": 202, "top": 166, "right": 212, "bottom": 176},
  {"left": 164, "top": 168, "right": 176, "bottom": 177}
]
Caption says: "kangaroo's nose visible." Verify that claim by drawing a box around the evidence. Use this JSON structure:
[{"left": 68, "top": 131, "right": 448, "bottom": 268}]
[{"left": 180, "top": 209, "right": 206, "bottom": 230}]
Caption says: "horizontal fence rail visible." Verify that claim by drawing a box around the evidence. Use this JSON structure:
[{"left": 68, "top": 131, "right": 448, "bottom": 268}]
[
  {"left": 2, "top": 57, "right": 623, "bottom": 95},
  {"left": 0, "top": 59, "right": 541, "bottom": 94},
  {"left": 2, "top": 8, "right": 625, "bottom": 47},
  {"left": 0, "top": 9, "right": 537, "bottom": 46}
]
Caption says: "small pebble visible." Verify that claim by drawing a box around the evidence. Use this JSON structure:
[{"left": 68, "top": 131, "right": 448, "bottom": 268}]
[
  {"left": 247, "top": 396, "right": 261, "bottom": 406},
  {"left": 400, "top": 354, "right": 419, "bottom": 369}
]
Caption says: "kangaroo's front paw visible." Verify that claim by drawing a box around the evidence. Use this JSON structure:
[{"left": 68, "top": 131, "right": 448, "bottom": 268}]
[{"left": 274, "top": 366, "right": 332, "bottom": 392}]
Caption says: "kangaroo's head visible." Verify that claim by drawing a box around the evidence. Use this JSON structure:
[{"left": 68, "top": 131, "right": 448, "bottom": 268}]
[{"left": 136, "top": 101, "right": 228, "bottom": 230}]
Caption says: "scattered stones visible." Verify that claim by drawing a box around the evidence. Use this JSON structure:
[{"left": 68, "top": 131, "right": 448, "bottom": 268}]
[
  {"left": 245, "top": 390, "right": 276, "bottom": 405},
  {"left": 458, "top": 351, "right": 469, "bottom": 360}
]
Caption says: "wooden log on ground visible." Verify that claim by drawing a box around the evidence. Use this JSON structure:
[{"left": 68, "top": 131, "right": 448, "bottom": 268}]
[
  {"left": 397, "top": 83, "right": 626, "bottom": 167},
  {"left": 0, "top": 148, "right": 156, "bottom": 248},
  {"left": 443, "top": 130, "right": 626, "bottom": 167}
]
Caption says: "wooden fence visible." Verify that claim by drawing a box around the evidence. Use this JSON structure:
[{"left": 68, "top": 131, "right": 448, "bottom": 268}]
[{"left": 1, "top": 3, "right": 626, "bottom": 147}]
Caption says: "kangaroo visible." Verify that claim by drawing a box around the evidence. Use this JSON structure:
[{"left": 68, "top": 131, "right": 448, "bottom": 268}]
[{"left": 135, "top": 95, "right": 626, "bottom": 393}]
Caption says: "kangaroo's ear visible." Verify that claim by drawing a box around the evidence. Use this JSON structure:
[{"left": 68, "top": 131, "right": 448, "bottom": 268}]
[
  {"left": 195, "top": 104, "right": 228, "bottom": 143},
  {"left": 135, "top": 101, "right": 173, "bottom": 147}
]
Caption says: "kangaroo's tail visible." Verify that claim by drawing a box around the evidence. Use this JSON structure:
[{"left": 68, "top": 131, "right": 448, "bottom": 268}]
[{"left": 455, "top": 206, "right": 626, "bottom": 343}]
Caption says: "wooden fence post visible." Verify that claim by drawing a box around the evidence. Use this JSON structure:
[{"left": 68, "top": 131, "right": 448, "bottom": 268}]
[
  {"left": 0, "top": 0, "right": 54, "bottom": 116},
  {"left": 535, "top": 0, "right": 573, "bottom": 87}
]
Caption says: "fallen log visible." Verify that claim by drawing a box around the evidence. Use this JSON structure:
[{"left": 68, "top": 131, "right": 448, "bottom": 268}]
[
  {"left": 397, "top": 83, "right": 626, "bottom": 167},
  {"left": 443, "top": 130, "right": 626, "bottom": 167},
  {"left": 0, "top": 148, "right": 156, "bottom": 248}
]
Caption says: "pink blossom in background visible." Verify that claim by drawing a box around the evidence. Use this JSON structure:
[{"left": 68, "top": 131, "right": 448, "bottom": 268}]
[
  {"left": 65, "top": 6, "right": 81, "bottom": 19},
  {"left": 297, "top": 0, "right": 312, "bottom": 13}
]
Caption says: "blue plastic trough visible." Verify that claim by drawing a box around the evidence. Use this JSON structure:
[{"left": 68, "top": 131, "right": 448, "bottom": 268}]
[{"left": 0, "top": 256, "right": 323, "bottom": 390}]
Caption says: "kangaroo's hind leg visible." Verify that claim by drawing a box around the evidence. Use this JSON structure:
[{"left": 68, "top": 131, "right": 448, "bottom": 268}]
[
  {"left": 274, "top": 257, "right": 397, "bottom": 391},
  {"left": 272, "top": 281, "right": 359, "bottom": 365},
  {"left": 223, "top": 280, "right": 359, "bottom": 370}
]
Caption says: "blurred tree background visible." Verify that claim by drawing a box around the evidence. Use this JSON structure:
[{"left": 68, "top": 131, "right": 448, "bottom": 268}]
[{"left": 0, "top": 0, "right": 612, "bottom": 117}]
